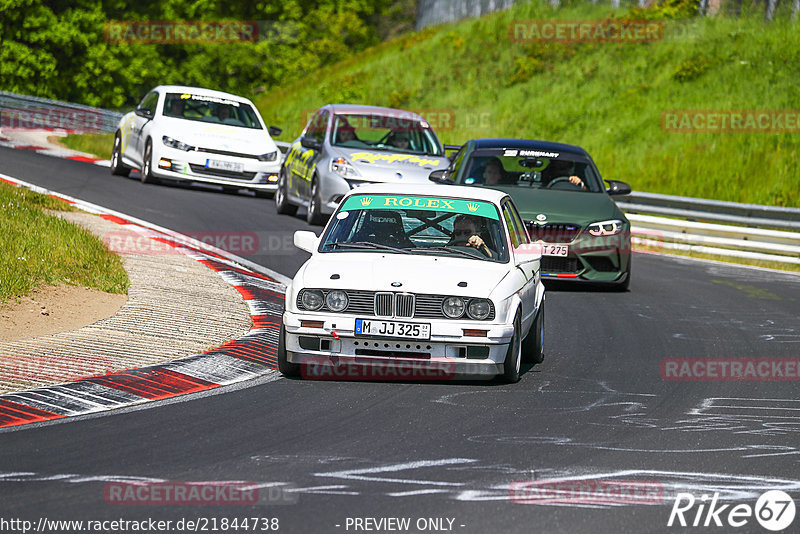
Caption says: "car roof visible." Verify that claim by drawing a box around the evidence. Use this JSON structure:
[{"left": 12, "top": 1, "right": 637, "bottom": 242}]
[
  {"left": 341, "top": 182, "right": 509, "bottom": 205},
  {"left": 152, "top": 85, "right": 254, "bottom": 104},
  {"left": 469, "top": 138, "right": 590, "bottom": 158},
  {"left": 322, "top": 104, "right": 428, "bottom": 122}
]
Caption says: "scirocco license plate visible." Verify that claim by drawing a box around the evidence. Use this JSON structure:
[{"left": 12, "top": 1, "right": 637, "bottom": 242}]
[
  {"left": 355, "top": 319, "right": 431, "bottom": 340},
  {"left": 206, "top": 159, "right": 244, "bottom": 173}
]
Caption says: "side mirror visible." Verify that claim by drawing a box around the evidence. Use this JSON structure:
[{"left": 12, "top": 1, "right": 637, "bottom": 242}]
[
  {"left": 135, "top": 108, "right": 153, "bottom": 119},
  {"left": 605, "top": 180, "right": 632, "bottom": 196},
  {"left": 428, "top": 169, "right": 453, "bottom": 184},
  {"left": 268, "top": 125, "right": 282, "bottom": 137},
  {"left": 294, "top": 230, "right": 318, "bottom": 253},
  {"left": 300, "top": 135, "right": 322, "bottom": 151}
]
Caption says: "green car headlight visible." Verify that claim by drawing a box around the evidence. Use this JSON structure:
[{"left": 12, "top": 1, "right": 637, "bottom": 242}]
[{"left": 587, "top": 219, "right": 624, "bottom": 236}]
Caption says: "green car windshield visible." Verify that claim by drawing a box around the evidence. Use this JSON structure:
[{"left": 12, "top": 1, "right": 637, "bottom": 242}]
[
  {"left": 458, "top": 153, "right": 603, "bottom": 192},
  {"left": 320, "top": 194, "right": 508, "bottom": 263}
]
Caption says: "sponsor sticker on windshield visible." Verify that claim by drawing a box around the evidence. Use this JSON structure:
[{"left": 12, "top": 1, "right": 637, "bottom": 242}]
[
  {"left": 340, "top": 195, "right": 499, "bottom": 220},
  {"left": 349, "top": 151, "right": 441, "bottom": 168}
]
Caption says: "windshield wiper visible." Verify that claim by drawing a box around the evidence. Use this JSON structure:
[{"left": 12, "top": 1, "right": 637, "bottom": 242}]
[
  {"left": 413, "top": 246, "right": 484, "bottom": 260},
  {"left": 326, "top": 241, "right": 411, "bottom": 254}
]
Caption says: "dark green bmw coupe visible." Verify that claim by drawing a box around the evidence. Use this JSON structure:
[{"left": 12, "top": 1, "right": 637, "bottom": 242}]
[{"left": 432, "top": 138, "right": 632, "bottom": 290}]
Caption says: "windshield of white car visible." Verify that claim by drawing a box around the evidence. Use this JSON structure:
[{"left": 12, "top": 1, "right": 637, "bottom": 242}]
[
  {"left": 162, "top": 93, "right": 263, "bottom": 129},
  {"left": 330, "top": 113, "right": 443, "bottom": 156},
  {"left": 320, "top": 201, "right": 508, "bottom": 263},
  {"left": 458, "top": 154, "right": 602, "bottom": 192}
]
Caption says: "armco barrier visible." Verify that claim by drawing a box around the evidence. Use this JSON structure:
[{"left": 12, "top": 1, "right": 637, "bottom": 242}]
[
  {"left": 619, "top": 192, "right": 800, "bottom": 264},
  {"left": 0, "top": 91, "right": 123, "bottom": 133}
]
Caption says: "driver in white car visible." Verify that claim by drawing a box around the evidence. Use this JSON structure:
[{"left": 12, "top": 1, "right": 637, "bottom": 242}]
[{"left": 448, "top": 214, "right": 495, "bottom": 258}]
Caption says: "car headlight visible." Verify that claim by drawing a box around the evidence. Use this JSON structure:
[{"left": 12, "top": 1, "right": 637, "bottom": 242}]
[
  {"left": 587, "top": 219, "right": 624, "bottom": 236},
  {"left": 162, "top": 136, "right": 195, "bottom": 151},
  {"left": 301, "top": 289, "right": 324, "bottom": 311},
  {"left": 467, "top": 299, "right": 491, "bottom": 320},
  {"left": 442, "top": 296, "right": 465, "bottom": 319},
  {"left": 258, "top": 151, "right": 278, "bottom": 162},
  {"left": 325, "top": 290, "right": 348, "bottom": 312},
  {"left": 330, "top": 157, "right": 360, "bottom": 178}
]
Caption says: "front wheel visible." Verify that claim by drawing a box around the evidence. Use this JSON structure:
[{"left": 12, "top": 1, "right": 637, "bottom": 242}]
[
  {"left": 502, "top": 313, "right": 522, "bottom": 383},
  {"left": 110, "top": 133, "right": 130, "bottom": 177},
  {"left": 277, "top": 323, "right": 300, "bottom": 377},
  {"left": 140, "top": 140, "right": 158, "bottom": 184},
  {"left": 275, "top": 170, "right": 298, "bottom": 215},
  {"left": 306, "top": 177, "right": 325, "bottom": 225},
  {"left": 522, "top": 300, "right": 545, "bottom": 364}
]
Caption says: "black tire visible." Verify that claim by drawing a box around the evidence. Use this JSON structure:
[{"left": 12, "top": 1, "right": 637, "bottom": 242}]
[
  {"left": 502, "top": 313, "right": 522, "bottom": 383},
  {"left": 275, "top": 169, "right": 298, "bottom": 215},
  {"left": 110, "top": 132, "right": 130, "bottom": 177},
  {"left": 306, "top": 176, "right": 325, "bottom": 226},
  {"left": 277, "top": 323, "right": 300, "bottom": 377},
  {"left": 140, "top": 140, "right": 158, "bottom": 184},
  {"left": 522, "top": 300, "right": 545, "bottom": 364}
]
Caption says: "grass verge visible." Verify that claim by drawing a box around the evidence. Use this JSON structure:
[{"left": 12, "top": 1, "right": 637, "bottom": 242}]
[
  {"left": 0, "top": 181, "right": 129, "bottom": 302},
  {"left": 59, "top": 132, "right": 113, "bottom": 160}
]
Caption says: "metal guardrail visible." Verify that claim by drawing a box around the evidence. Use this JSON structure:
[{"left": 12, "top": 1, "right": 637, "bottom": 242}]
[
  {"left": 0, "top": 91, "right": 123, "bottom": 133},
  {"left": 617, "top": 191, "right": 800, "bottom": 231},
  {"left": 617, "top": 191, "right": 800, "bottom": 265}
]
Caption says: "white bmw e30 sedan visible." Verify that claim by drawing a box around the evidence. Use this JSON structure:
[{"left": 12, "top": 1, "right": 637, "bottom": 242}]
[
  {"left": 110, "top": 85, "right": 283, "bottom": 195},
  {"left": 279, "top": 182, "right": 545, "bottom": 383}
]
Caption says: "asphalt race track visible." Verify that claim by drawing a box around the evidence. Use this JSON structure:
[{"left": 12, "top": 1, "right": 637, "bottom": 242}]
[{"left": 2, "top": 145, "right": 799, "bottom": 533}]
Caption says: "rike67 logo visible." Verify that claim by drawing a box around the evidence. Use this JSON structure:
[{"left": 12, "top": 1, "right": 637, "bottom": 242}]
[{"left": 668, "top": 491, "right": 796, "bottom": 531}]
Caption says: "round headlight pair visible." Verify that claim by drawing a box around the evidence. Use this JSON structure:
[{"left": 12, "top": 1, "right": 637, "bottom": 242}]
[
  {"left": 301, "top": 289, "right": 348, "bottom": 312},
  {"left": 442, "top": 297, "right": 491, "bottom": 320}
]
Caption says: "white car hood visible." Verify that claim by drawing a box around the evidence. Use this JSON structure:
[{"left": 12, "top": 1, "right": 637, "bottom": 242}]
[
  {"left": 298, "top": 252, "right": 510, "bottom": 297},
  {"left": 163, "top": 118, "right": 276, "bottom": 154}
]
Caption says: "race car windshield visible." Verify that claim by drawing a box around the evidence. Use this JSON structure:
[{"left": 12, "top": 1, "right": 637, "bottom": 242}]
[
  {"left": 162, "top": 93, "right": 263, "bottom": 129},
  {"left": 320, "top": 194, "right": 508, "bottom": 263},
  {"left": 331, "top": 113, "right": 443, "bottom": 156},
  {"left": 459, "top": 154, "right": 603, "bottom": 192}
]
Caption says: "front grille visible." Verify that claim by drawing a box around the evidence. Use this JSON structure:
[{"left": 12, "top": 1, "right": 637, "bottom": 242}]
[
  {"left": 542, "top": 257, "right": 580, "bottom": 273},
  {"left": 375, "top": 293, "right": 393, "bottom": 317},
  {"left": 188, "top": 164, "right": 256, "bottom": 180},
  {"left": 197, "top": 147, "right": 261, "bottom": 159},
  {"left": 297, "top": 289, "right": 495, "bottom": 320},
  {"left": 395, "top": 293, "right": 414, "bottom": 318},
  {"left": 526, "top": 222, "right": 581, "bottom": 243}
]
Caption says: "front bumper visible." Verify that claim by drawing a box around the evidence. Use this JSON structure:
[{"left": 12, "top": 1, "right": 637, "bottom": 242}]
[
  {"left": 152, "top": 145, "right": 281, "bottom": 191},
  {"left": 284, "top": 311, "right": 513, "bottom": 380},
  {"left": 540, "top": 233, "right": 631, "bottom": 283}
]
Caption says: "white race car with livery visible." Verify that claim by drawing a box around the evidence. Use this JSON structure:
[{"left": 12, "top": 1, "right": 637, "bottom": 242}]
[
  {"left": 111, "top": 85, "right": 283, "bottom": 195},
  {"left": 279, "top": 182, "right": 546, "bottom": 383},
  {"left": 276, "top": 104, "right": 450, "bottom": 224}
]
